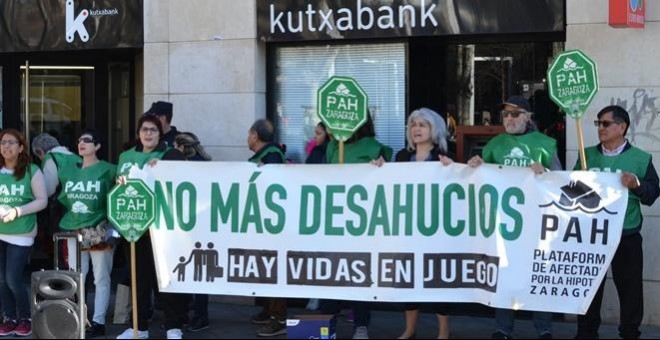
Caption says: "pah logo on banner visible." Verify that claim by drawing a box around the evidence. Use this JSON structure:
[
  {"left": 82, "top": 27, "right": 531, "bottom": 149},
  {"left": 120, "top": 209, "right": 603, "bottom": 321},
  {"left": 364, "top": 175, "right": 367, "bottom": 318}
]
[
  {"left": 65, "top": 0, "right": 89, "bottom": 43},
  {"left": 540, "top": 180, "right": 616, "bottom": 245}
]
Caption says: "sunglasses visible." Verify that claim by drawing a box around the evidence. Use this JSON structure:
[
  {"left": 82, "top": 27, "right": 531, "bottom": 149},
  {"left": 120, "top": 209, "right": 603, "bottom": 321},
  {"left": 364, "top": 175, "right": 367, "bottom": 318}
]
[
  {"left": 78, "top": 137, "right": 95, "bottom": 144},
  {"left": 593, "top": 120, "right": 622, "bottom": 128},
  {"left": 500, "top": 110, "right": 527, "bottom": 118}
]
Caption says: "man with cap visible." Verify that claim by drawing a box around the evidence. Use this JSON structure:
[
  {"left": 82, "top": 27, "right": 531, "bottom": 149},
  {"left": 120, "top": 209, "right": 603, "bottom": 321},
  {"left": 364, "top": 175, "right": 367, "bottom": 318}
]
[
  {"left": 574, "top": 105, "right": 659, "bottom": 339},
  {"left": 468, "top": 95, "right": 560, "bottom": 339},
  {"left": 144, "top": 101, "right": 179, "bottom": 147}
]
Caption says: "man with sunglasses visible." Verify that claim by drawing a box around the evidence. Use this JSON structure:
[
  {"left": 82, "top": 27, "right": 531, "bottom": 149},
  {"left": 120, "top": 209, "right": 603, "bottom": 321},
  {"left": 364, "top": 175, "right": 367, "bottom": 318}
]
[
  {"left": 575, "top": 105, "right": 660, "bottom": 339},
  {"left": 468, "top": 95, "right": 560, "bottom": 339}
]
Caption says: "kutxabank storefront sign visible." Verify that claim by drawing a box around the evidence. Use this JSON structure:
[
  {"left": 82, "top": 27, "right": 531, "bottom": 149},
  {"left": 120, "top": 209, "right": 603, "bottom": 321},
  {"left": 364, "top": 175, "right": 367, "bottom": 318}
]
[
  {"left": 257, "top": 0, "right": 565, "bottom": 42},
  {"left": 139, "top": 161, "right": 626, "bottom": 314},
  {"left": 0, "top": 0, "right": 143, "bottom": 52}
]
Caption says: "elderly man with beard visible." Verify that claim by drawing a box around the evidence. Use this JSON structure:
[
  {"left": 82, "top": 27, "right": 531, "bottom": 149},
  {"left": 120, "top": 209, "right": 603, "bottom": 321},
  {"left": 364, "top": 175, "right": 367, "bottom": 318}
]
[{"left": 468, "top": 95, "right": 561, "bottom": 339}]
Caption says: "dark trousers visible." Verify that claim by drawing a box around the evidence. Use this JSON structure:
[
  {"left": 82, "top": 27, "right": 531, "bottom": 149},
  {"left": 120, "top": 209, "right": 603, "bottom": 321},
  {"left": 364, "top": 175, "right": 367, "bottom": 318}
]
[
  {"left": 262, "top": 298, "right": 287, "bottom": 322},
  {"left": 192, "top": 294, "right": 209, "bottom": 321},
  {"left": 577, "top": 233, "right": 643, "bottom": 339},
  {"left": 321, "top": 299, "right": 371, "bottom": 328},
  {"left": 131, "top": 234, "right": 190, "bottom": 331}
]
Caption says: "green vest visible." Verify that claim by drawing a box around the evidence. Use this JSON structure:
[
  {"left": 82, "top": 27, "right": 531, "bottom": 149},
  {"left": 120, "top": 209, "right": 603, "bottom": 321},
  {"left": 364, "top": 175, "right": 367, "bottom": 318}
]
[
  {"left": 116, "top": 147, "right": 167, "bottom": 178},
  {"left": 482, "top": 132, "right": 557, "bottom": 168},
  {"left": 248, "top": 145, "right": 285, "bottom": 164},
  {"left": 43, "top": 151, "right": 81, "bottom": 172},
  {"left": 58, "top": 161, "right": 116, "bottom": 230},
  {"left": 579, "top": 145, "right": 650, "bottom": 232},
  {"left": 326, "top": 137, "right": 393, "bottom": 164},
  {"left": 0, "top": 164, "right": 39, "bottom": 234}
]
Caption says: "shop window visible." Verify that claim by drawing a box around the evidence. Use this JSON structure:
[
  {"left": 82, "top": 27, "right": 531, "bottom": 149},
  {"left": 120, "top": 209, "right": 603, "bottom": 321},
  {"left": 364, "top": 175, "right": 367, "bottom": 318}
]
[{"left": 273, "top": 43, "right": 406, "bottom": 163}]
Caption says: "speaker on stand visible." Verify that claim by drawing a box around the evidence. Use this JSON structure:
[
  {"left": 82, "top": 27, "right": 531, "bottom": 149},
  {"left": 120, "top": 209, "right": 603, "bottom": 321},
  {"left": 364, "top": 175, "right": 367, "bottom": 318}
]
[{"left": 31, "top": 232, "right": 85, "bottom": 339}]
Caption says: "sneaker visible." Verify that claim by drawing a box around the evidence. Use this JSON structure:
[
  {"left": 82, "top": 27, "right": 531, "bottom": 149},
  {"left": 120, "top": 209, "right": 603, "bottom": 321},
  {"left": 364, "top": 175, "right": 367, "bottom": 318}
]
[
  {"left": 166, "top": 328, "right": 183, "bottom": 339},
  {"left": 14, "top": 319, "right": 30, "bottom": 337},
  {"left": 353, "top": 326, "right": 369, "bottom": 339},
  {"left": 492, "top": 330, "right": 513, "bottom": 339},
  {"left": 0, "top": 318, "right": 17, "bottom": 336},
  {"left": 256, "top": 318, "right": 287, "bottom": 337},
  {"left": 116, "top": 328, "right": 149, "bottom": 339},
  {"left": 85, "top": 322, "right": 106, "bottom": 338},
  {"left": 539, "top": 332, "right": 553, "bottom": 339},
  {"left": 251, "top": 310, "right": 271, "bottom": 325},
  {"left": 187, "top": 317, "right": 210, "bottom": 332}
]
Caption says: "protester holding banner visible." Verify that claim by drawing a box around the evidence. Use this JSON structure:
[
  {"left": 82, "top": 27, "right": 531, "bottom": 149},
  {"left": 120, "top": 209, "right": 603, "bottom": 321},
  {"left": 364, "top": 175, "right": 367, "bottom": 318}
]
[
  {"left": 174, "top": 131, "right": 212, "bottom": 333},
  {"left": 246, "top": 119, "right": 290, "bottom": 337},
  {"left": 322, "top": 113, "right": 393, "bottom": 340},
  {"left": 394, "top": 108, "right": 452, "bottom": 340},
  {"left": 115, "top": 115, "right": 187, "bottom": 340},
  {"left": 574, "top": 105, "right": 660, "bottom": 339},
  {"left": 468, "top": 96, "right": 559, "bottom": 339},
  {"left": 0, "top": 129, "right": 47, "bottom": 337},
  {"left": 56, "top": 129, "right": 116, "bottom": 337}
]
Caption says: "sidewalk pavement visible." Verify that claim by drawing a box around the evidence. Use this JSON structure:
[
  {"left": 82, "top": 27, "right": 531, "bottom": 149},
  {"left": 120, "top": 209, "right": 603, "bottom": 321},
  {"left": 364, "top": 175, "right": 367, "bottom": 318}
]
[{"left": 92, "top": 297, "right": 660, "bottom": 339}]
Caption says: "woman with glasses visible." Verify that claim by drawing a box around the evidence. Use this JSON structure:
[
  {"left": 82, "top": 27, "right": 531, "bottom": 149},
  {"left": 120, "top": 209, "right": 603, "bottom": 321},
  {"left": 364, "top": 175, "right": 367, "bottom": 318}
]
[
  {"left": 115, "top": 115, "right": 186, "bottom": 340},
  {"left": 0, "top": 129, "right": 47, "bottom": 337},
  {"left": 394, "top": 108, "right": 453, "bottom": 339},
  {"left": 56, "top": 129, "right": 116, "bottom": 337}
]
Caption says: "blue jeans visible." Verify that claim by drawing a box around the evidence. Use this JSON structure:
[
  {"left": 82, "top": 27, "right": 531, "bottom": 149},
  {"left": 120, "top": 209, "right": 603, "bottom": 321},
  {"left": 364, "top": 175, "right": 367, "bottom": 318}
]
[
  {"left": 0, "top": 240, "right": 31, "bottom": 320},
  {"left": 495, "top": 308, "right": 552, "bottom": 336},
  {"left": 81, "top": 248, "right": 115, "bottom": 325}
]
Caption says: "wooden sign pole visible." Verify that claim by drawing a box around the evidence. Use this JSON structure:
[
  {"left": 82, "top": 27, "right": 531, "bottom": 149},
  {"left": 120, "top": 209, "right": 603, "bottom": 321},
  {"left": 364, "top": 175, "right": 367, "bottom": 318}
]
[
  {"left": 131, "top": 242, "right": 139, "bottom": 339},
  {"left": 576, "top": 116, "right": 587, "bottom": 170}
]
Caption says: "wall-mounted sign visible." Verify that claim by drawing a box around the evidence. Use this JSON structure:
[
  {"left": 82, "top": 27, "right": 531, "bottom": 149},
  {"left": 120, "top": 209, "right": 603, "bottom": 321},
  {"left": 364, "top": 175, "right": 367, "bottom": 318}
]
[
  {"left": 257, "top": 0, "right": 565, "bottom": 42},
  {"left": 0, "top": 0, "right": 143, "bottom": 53},
  {"left": 609, "top": 0, "right": 645, "bottom": 28}
]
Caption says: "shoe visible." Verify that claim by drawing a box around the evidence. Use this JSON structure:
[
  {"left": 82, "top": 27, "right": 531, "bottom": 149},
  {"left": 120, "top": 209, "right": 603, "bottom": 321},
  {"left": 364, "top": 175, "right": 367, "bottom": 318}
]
[
  {"left": 14, "top": 319, "right": 31, "bottom": 337},
  {"left": 187, "top": 318, "right": 210, "bottom": 332},
  {"left": 397, "top": 332, "right": 416, "bottom": 339},
  {"left": 256, "top": 318, "right": 287, "bottom": 337},
  {"left": 353, "top": 326, "right": 369, "bottom": 339},
  {"left": 85, "top": 322, "right": 106, "bottom": 338},
  {"left": 116, "top": 328, "right": 149, "bottom": 339},
  {"left": 346, "top": 309, "right": 355, "bottom": 323},
  {"left": 539, "top": 332, "right": 553, "bottom": 339},
  {"left": 0, "top": 318, "right": 17, "bottom": 336},
  {"left": 166, "top": 328, "right": 183, "bottom": 339},
  {"left": 492, "top": 330, "right": 513, "bottom": 339},
  {"left": 251, "top": 310, "right": 271, "bottom": 325}
]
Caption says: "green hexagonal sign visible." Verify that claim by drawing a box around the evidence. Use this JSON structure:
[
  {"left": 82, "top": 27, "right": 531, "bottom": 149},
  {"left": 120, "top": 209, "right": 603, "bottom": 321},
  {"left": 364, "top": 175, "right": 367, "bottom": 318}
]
[
  {"left": 317, "top": 76, "right": 368, "bottom": 141},
  {"left": 547, "top": 49, "right": 599, "bottom": 119},
  {"left": 107, "top": 179, "right": 155, "bottom": 242}
]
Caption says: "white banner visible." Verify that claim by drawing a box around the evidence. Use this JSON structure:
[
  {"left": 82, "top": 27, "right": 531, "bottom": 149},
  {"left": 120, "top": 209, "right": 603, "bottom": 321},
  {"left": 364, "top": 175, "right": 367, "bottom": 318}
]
[{"left": 135, "top": 161, "right": 628, "bottom": 314}]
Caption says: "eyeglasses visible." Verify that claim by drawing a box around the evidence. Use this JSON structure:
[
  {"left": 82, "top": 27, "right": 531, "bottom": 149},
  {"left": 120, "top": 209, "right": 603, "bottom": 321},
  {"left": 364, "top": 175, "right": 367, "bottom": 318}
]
[
  {"left": 0, "top": 140, "right": 19, "bottom": 146},
  {"left": 593, "top": 120, "right": 622, "bottom": 128},
  {"left": 500, "top": 110, "right": 527, "bottom": 118},
  {"left": 78, "top": 137, "right": 95, "bottom": 144},
  {"left": 140, "top": 127, "right": 159, "bottom": 134}
]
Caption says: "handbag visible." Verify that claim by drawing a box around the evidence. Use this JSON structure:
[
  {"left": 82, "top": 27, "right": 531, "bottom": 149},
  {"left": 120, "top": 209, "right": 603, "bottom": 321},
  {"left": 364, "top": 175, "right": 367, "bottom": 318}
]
[{"left": 79, "top": 220, "right": 109, "bottom": 249}]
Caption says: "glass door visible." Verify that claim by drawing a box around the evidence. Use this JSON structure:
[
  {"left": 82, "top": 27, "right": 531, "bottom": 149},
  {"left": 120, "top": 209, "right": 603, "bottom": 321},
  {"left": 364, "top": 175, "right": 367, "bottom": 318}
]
[{"left": 20, "top": 63, "right": 94, "bottom": 151}]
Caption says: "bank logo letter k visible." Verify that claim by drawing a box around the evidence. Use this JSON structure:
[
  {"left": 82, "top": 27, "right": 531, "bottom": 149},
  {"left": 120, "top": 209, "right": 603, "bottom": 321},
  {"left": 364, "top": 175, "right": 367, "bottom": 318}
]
[{"left": 66, "top": 0, "right": 89, "bottom": 42}]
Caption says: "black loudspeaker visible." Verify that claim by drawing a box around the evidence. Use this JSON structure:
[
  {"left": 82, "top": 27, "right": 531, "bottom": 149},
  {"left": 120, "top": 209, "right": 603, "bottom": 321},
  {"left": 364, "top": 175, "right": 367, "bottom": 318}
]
[
  {"left": 31, "top": 270, "right": 85, "bottom": 339},
  {"left": 31, "top": 231, "right": 86, "bottom": 340}
]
